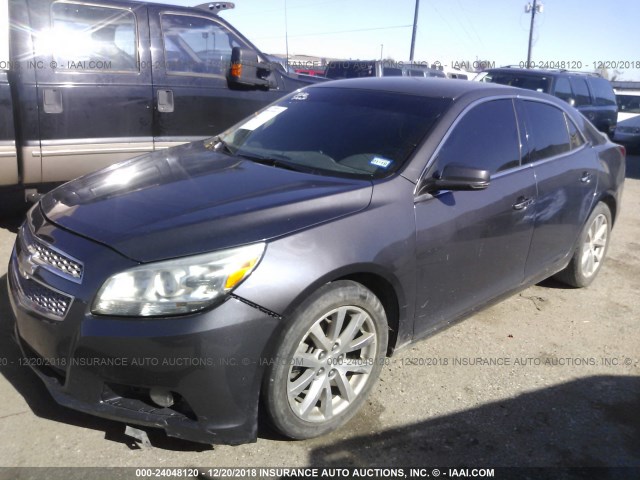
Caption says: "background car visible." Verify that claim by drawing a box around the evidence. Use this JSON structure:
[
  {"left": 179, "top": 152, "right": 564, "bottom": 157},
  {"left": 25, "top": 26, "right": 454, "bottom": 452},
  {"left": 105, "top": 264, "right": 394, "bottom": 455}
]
[
  {"left": 614, "top": 89, "right": 640, "bottom": 121},
  {"left": 476, "top": 67, "right": 618, "bottom": 135},
  {"left": 324, "top": 60, "right": 446, "bottom": 79},
  {"left": 9, "top": 78, "right": 625, "bottom": 445}
]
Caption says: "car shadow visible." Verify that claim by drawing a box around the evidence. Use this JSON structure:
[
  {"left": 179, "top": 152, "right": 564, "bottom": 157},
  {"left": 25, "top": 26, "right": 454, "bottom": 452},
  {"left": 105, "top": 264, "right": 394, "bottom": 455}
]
[
  {"left": 0, "top": 202, "right": 29, "bottom": 233},
  {"left": 308, "top": 375, "right": 640, "bottom": 468},
  {"left": 0, "top": 274, "right": 212, "bottom": 452}
]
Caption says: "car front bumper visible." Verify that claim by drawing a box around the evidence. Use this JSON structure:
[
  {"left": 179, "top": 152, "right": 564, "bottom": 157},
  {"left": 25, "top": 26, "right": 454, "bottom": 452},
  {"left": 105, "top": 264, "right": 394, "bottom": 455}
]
[{"left": 7, "top": 207, "right": 281, "bottom": 445}]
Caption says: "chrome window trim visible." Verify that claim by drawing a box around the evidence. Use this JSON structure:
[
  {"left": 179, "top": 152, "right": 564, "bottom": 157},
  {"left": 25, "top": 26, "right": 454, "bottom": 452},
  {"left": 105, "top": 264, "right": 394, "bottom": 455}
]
[{"left": 415, "top": 94, "right": 588, "bottom": 195}]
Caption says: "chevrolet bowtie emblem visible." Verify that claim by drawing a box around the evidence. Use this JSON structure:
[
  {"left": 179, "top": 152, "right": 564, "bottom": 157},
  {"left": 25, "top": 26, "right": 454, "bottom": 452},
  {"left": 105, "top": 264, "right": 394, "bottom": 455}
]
[{"left": 17, "top": 249, "right": 38, "bottom": 279}]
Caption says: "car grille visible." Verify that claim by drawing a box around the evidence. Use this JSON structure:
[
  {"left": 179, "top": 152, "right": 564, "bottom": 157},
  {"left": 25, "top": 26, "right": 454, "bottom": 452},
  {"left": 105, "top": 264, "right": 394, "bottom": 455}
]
[
  {"left": 31, "top": 241, "right": 83, "bottom": 279},
  {"left": 11, "top": 266, "right": 73, "bottom": 320},
  {"left": 20, "top": 227, "right": 84, "bottom": 282}
]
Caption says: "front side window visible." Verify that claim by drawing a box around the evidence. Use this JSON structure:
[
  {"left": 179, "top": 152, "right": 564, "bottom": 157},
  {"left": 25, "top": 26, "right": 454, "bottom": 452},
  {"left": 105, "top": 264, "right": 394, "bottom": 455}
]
[
  {"left": 217, "top": 88, "right": 452, "bottom": 179},
  {"left": 524, "top": 101, "right": 571, "bottom": 161},
  {"left": 49, "top": 2, "right": 138, "bottom": 73},
  {"left": 161, "top": 14, "right": 244, "bottom": 77},
  {"left": 431, "top": 99, "right": 521, "bottom": 176}
]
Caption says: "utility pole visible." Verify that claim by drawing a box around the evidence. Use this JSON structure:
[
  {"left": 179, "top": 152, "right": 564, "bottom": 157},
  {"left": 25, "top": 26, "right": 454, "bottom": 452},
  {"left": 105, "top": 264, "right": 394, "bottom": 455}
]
[
  {"left": 525, "top": 0, "right": 543, "bottom": 68},
  {"left": 409, "top": 0, "right": 420, "bottom": 63},
  {"left": 380, "top": 44, "right": 384, "bottom": 61},
  {"left": 284, "top": 0, "right": 290, "bottom": 69}
]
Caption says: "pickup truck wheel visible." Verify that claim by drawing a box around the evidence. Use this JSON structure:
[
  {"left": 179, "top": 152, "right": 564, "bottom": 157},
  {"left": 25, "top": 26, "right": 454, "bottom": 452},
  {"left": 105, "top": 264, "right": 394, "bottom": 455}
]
[
  {"left": 555, "top": 202, "right": 612, "bottom": 288},
  {"left": 263, "top": 280, "right": 388, "bottom": 439}
]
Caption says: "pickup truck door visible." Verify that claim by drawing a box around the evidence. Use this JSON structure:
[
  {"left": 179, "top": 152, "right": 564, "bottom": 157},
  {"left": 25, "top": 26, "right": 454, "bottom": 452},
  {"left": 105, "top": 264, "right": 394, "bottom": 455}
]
[
  {"left": 0, "top": 70, "right": 18, "bottom": 186},
  {"left": 27, "top": 0, "right": 154, "bottom": 184},
  {"left": 0, "top": 1, "right": 18, "bottom": 186},
  {"left": 147, "top": 6, "right": 285, "bottom": 150}
]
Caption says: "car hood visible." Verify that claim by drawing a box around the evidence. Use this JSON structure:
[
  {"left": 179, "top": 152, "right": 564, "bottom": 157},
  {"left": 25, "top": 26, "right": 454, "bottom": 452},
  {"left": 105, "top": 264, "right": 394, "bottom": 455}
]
[{"left": 41, "top": 141, "right": 373, "bottom": 262}]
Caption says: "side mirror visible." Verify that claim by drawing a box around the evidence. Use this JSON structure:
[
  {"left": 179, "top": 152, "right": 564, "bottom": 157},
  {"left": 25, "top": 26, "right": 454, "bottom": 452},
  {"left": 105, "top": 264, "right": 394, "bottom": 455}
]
[
  {"left": 228, "top": 47, "right": 271, "bottom": 89},
  {"left": 422, "top": 164, "right": 490, "bottom": 193}
]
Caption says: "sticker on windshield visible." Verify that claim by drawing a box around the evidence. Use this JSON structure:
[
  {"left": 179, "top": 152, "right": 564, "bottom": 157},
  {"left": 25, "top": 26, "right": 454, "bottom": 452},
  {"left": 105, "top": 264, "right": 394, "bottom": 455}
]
[
  {"left": 240, "top": 106, "right": 287, "bottom": 131},
  {"left": 370, "top": 157, "right": 393, "bottom": 169}
]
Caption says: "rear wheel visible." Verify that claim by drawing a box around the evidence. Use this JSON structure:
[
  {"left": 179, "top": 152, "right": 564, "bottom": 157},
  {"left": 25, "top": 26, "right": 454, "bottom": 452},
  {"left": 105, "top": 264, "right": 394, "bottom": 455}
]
[
  {"left": 263, "top": 280, "right": 388, "bottom": 439},
  {"left": 555, "top": 202, "right": 612, "bottom": 287}
]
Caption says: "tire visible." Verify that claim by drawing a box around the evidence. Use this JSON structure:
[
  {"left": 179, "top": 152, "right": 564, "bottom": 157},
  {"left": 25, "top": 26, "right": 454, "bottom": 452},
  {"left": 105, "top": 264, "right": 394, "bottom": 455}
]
[
  {"left": 263, "top": 280, "right": 388, "bottom": 440},
  {"left": 555, "top": 202, "right": 612, "bottom": 288}
]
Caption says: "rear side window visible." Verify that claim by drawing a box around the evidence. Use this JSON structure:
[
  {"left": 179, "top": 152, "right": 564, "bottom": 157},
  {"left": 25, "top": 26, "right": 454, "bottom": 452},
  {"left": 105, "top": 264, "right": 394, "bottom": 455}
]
[
  {"left": 50, "top": 2, "right": 138, "bottom": 73},
  {"left": 382, "top": 67, "right": 403, "bottom": 76},
  {"left": 486, "top": 73, "right": 551, "bottom": 93},
  {"left": 565, "top": 114, "right": 586, "bottom": 150},
  {"left": 570, "top": 77, "right": 591, "bottom": 106},
  {"left": 589, "top": 78, "right": 616, "bottom": 107},
  {"left": 524, "top": 101, "right": 571, "bottom": 161},
  {"left": 161, "top": 14, "right": 245, "bottom": 77},
  {"left": 325, "top": 62, "right": 375, "bottom": 79},
  {"left": 553, "top": 77, "right": 573, "bottom": 103},
  {"left": 432, "top": 99, "right": 521, "bottom": 175}
]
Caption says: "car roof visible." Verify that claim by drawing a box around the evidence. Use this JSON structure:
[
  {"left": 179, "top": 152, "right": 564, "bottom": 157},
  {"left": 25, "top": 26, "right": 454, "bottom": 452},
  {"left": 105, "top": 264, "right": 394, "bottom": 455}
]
[
  {"left": 310, "top": 77, "right": 550, "bottom": 103},
  {"left": 484, "top": 67, "right": 602, "bottom": 79}
]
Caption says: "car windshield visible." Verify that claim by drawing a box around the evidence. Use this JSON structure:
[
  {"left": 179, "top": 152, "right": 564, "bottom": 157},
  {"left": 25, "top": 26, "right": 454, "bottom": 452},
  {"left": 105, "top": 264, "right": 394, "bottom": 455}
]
[
  {"left": 486, "top": 73, "right": 551, "bottom": 93},
  {"left": 216, "top": 87, "right": 452, "bottom": 179}
]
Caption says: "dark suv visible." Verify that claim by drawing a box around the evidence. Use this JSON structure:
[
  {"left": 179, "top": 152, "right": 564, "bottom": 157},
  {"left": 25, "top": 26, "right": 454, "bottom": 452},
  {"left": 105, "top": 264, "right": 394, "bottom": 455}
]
[{"left": 477, "top": 68, "right": 617, "bottom": 135}]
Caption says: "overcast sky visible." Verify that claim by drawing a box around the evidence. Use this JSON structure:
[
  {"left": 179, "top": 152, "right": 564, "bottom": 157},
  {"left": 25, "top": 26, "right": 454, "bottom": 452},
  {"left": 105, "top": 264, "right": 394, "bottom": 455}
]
[{"left": 145, "top": 0, "right": 639, "bottom": 79}]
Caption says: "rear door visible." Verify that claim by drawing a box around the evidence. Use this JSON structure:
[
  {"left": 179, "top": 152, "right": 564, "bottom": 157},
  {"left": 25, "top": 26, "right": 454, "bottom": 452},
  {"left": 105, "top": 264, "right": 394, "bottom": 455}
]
[
  {"left": 29, "top": 0, "right": 153, "bottom": 183},
  {"left": 518, "top": 99, "right": 599, "bottom": 279},
  {"left": 0, "top": 2, "right": 18, "bottom": 186},
  {"left": 147, "top": 6, "right": 285, "bottom": 150}
]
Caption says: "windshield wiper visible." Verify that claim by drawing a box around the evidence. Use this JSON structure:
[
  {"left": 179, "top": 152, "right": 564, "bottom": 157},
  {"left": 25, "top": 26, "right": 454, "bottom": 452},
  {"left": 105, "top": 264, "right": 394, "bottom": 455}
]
[
  {"left": 237, "top": 152, "right": 313, "bottom": 173},
  {"left": 205, "top": 136, "right": 235, "bottom": 156}
]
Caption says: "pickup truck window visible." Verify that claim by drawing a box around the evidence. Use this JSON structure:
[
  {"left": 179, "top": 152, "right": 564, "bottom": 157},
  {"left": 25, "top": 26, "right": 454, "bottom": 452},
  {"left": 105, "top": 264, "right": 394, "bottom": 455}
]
[
  {"left": 161, "top": 14, "right": 244, "bottom": 77},
  {"left": 0, "top": 1, "right": 8, "bottom": 68},
  {"left": 50, "top": 2, "right": 138, "bottom": 73}
]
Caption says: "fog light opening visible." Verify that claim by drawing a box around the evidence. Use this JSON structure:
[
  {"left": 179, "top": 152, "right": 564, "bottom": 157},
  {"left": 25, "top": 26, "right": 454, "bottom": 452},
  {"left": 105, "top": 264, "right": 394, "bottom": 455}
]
[{"left": 149, "top": 388, "right": 175, "bottom": 408}]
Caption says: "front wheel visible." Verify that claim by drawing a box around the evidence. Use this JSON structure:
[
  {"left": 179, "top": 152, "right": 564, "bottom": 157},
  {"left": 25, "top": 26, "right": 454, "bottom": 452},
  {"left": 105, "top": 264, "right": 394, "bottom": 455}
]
[
  {"left": 263, "top": 280, "right": 388, "bottom": 439},
  {"left": 555, "top": 202, "right": 612, "bottom": 288}
]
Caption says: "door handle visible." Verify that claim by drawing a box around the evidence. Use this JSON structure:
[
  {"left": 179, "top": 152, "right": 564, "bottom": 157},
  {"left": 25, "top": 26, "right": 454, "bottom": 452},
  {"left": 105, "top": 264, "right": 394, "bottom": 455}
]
[
  {"left": 157, "top": 89, "right": 174, "bottom": 113},
  {"left": 513, "top": 196, "right": 534, "bottom": 210},
  {"left": 581, "top": 171, "right": 593, "bottom": 184},
  {"left": 43, "top": 88, "right": 63, "bottom": 114}
]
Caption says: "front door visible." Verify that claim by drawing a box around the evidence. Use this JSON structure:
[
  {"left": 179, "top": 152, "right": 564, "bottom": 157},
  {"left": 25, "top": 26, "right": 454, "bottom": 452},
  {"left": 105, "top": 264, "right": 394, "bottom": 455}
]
[
  {"left": 413, "top": 98, "right": 537, "bottom": 336},
  {"left": 147, "top": 7, "right": 284, "bottom": 150},
  {"left": 29, "top": 0, "right": 154, "bottom": 183}
]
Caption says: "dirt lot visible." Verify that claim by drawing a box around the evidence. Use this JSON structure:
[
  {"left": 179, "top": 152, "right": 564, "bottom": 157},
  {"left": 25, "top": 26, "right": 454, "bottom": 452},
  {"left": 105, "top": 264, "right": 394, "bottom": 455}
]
[{"left": 0, "top": 157, "right": 638, "bottom": 472}]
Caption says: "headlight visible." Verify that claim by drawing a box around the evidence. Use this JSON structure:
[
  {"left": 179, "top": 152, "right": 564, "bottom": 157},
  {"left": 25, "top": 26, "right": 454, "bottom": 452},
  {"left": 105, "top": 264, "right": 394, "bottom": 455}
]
[{"left": 91, "top": 243, "right": 265, "bottom": 317}]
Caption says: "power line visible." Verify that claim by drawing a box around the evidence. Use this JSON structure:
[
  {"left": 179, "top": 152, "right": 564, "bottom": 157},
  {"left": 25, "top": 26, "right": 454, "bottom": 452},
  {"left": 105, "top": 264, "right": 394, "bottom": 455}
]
[{"left": 255, "top": 24, "right": 413, "bottom": 41}]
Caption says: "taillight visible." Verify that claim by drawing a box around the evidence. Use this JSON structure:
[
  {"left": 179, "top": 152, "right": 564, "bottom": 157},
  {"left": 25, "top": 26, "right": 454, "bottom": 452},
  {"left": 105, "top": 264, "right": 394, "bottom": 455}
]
[{"left": 618, "top": 145, "right": 626, "bottom": 158}]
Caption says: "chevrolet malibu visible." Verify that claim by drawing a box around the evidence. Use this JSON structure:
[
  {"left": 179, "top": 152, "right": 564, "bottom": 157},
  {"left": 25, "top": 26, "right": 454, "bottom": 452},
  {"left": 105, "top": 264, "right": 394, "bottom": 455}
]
[{"left": 8, "top": 78, "right": 625, "bottom": 445}]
